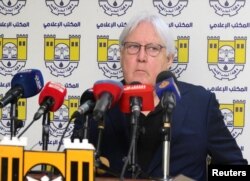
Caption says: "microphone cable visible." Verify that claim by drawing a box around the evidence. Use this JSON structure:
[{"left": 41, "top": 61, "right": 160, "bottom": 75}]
[
  {"left": 120, "top": 120, "right": 140, "bottom": 180},
  {"left": 57, "top": 116, "right": 74, "bottom": 151},
  {"left": 17, "top": 118, "right": 38, "bottom": 138},
  {"left": 18, "top": 115, "right": 69, "bottom": 151}
]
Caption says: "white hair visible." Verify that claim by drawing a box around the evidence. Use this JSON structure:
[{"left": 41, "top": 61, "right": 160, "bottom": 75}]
[{"left": 119, "top": 11, "right": 175, "bottom": 55}]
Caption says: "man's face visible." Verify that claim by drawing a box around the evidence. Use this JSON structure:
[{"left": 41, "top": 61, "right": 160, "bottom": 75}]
[{"left": 120, "top": 21, "right": 173, "bottom": 86}]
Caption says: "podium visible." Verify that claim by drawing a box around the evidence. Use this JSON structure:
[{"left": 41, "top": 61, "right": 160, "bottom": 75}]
[
  {"left": 0, "top": 137, "right": 95, "bottom": 181},
  {"left": 0, "top": 137, "right": 194, "bottom": 181}
]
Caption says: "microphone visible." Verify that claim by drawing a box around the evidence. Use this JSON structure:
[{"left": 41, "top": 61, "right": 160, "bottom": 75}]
[
  {"left": 33, "top": 81, "right": 67, "bottom": 121},
  {"left": 155, "top": 71, "right": 181, "bottom": 102},
  {"left": 155, "top": 71, "right": 180, "bottom": 180},
  {"left": 119, "top": 82, "right": 154, "bottom": 178},
  {"left": 119, "top": 83, "right": 154, "bottom": 113},
  {"left": 0, "top": 69, "right": 44, "bottom": 108},
  {"left": 70, "top": 88, "right": 95, "bottom": 120},
  {"left": 92, "top": 80, "right": 123, "bottom": 121}
]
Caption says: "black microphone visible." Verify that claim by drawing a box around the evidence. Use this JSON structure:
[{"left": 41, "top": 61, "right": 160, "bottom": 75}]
[
  {"left": 0, "top": 69, "right": 44, "bottom": 108},
  {"left": 92, "top": 80, "right": 123, "bottom": 121},
  {"left": 155, "top": 71, "right": 181, "bottom": 110},
  {"left": 155, "top": 71, "right": 180, "bottom": 100},
  {"left": 70, "top": 88, "right": 95, "bottom": 120}
]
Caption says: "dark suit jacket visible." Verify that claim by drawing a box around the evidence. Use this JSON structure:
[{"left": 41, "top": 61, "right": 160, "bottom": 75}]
[{"left": 87, "top": 81, "right": 248, "bottom": 181}]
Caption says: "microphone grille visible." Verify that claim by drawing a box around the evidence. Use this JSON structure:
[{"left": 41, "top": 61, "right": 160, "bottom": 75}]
[
  {"left": 156, "top": 71, "right": 176, "bottom": 83},
  {"left": 80, "top": 88, "right": 95, "bottom": 104}
]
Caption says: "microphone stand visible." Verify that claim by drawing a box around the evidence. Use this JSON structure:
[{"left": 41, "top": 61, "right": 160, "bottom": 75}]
[
  {"left": 120, "top": 101, "right": 142, "bottom": 180},
  {"left": 71, "top": 114, "right": 89, "bottom": 142},
  {"left": 10, "top": 101, "right": 18, "bottom": 139},
  {"left": 127, "top": 97, "right": 142, "bottom": 179},
  {"left": 42, "top": 112, "right": 50, "bottom": 151},
  {"left": 83, "top": 114, "right": 89, "bottom": 139},
  {"left": 159, "top": 92, "right": 176, "bottom": 181},
  {"left": 42, "top": 112, "right": 50, "bottom": 172},
  {"left": 129, "top": 109, "right": 141, "bottom": 179},
  {"left": 95, "top": 116, "right": 105, "bottom": 172},
  {"left": 10, "top": 100, "right": 23, "bottom": 139}
]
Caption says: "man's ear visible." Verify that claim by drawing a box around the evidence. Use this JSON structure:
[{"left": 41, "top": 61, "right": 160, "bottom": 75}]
[{"left": 167, "top": 53, "right": 174, "bottom": 64}]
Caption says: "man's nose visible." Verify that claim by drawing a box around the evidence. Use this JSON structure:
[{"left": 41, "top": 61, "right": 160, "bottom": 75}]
[{"left": 137, "top": 46, "right": 147, "bottom": 62}]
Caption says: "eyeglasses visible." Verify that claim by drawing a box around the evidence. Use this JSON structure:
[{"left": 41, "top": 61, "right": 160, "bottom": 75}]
[{"left": 122, "top": 42, "right": 166, "bottom": 57}]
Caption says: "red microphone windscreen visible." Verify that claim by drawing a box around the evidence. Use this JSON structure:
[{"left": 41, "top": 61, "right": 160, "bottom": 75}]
[
  {"left": 93, "top": 80, "right": 123, "bottom": 107},
  {"left": 119, "top": 84, "right": 154, "bottom": 113},
  {"left": 38, "top": 81, "right": 67, "bottom": 112}
]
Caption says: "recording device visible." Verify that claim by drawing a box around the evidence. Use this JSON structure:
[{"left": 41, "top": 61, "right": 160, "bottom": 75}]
[
  {"left": 33, "top": 81, "right": 67, "bottom": 121},
  {"left": 155, "top": 71, "right": 181, "bottom": 102},
  {"left": 70, "top": 88, "right": 95, "bottom": 120},
  {"left": 92, "top": 80, "right": 123, "bottom": 121},
  {"left": 0, "top": 69, "right": 44, "bottom": 108},
  {"left": 119, "top": 82, "right": 154, "bottom": 113}
]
